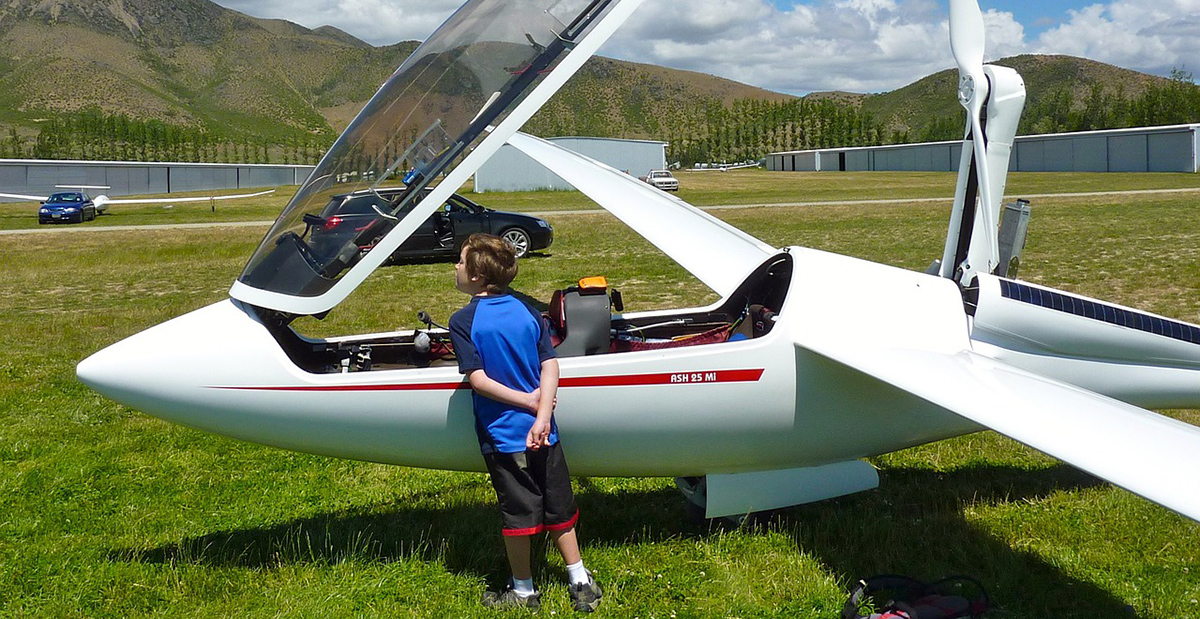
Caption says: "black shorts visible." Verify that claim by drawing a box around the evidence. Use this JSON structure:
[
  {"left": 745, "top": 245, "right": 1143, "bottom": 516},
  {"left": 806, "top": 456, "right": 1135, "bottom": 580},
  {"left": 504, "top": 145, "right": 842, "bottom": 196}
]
[{"left": 483, "top": 441, "right": 579, "bottom": 537}]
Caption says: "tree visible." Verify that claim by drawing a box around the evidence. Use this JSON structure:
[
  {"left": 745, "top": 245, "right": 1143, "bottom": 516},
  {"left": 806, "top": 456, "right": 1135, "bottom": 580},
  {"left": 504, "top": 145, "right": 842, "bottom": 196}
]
[{"left": 6, "top": 127, "right": 23, "bottom": 158}]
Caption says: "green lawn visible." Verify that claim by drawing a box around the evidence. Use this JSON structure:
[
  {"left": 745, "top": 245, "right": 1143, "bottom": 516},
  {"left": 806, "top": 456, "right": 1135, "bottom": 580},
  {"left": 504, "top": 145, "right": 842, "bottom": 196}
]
[
  {"left": 4, "top": 169, "right": 1198, "bottom": 228},
  {"left": 2, "top": 171, "right": 1198, "bottom": 617}
]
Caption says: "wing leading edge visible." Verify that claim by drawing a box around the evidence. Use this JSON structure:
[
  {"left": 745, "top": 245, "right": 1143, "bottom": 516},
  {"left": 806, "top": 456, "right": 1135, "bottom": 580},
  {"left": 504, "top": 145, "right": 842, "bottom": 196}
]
[
  {"left": 0, "top": 193, "right": 48, "bottom": 202},
  {"left": 97, "top": 189, "right": 276, "bottom": 206},
  {"left": 798, "top": 335, "right": 1200, "bottom": 522},
  {"left": 1, "top": 190, "right": 275, "bottom": 208},
  {"left": 505, "top": 132, "right": 774, "bottom": 297}
]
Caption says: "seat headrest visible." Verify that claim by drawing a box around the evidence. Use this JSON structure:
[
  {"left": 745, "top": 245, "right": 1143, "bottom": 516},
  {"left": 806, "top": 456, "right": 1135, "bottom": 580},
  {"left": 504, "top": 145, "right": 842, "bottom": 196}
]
[
  {"left": 548, "top": 289, "right": 566, "bottom": 333},
  {"left": 576, "top": 275, "right": 608, "bottom": 293}
]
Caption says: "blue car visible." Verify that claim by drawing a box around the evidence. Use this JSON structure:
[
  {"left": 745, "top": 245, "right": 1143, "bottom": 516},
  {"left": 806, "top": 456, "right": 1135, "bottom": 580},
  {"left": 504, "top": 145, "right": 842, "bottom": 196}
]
[{"left": 38, "top": 191, "right": 97, "bottom": 224}]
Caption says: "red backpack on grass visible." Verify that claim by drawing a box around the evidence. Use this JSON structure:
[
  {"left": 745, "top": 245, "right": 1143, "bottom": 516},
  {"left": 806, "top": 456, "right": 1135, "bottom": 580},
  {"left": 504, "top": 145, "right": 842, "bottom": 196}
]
[{"left": 841, "top": 575, "right": 991, "bottom": 619}]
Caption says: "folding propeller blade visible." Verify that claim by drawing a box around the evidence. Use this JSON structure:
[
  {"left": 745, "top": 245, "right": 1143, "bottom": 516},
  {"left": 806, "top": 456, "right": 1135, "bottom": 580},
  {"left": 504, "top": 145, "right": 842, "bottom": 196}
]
[
  {"left": 949, "top": 0, "right": 997, "bottom": 282},
  {"left": 949, "top": 0, "right": 985, "bottom": 74}
]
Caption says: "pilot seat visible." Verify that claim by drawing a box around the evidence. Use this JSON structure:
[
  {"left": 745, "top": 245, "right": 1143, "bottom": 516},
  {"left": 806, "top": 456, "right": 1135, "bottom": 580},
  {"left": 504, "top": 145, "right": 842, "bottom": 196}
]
[{"left": 546, "top": 276, "right": 613, "bottom": 357}]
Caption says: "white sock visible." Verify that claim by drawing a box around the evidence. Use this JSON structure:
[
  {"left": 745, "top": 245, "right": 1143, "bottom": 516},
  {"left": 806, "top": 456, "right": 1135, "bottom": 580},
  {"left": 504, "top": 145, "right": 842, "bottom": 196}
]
[
  {"left": 566, "top": 560, "right": 589, "bottom": 585},
  {"left": 511, "top": 576, "right": 536, "bottom": 597}
]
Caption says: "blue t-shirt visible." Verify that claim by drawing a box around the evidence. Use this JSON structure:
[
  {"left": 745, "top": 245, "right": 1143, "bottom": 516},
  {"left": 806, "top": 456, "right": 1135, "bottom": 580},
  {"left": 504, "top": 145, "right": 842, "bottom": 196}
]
[{"left": 449, "top": 293, "right": 558, "bottom": 454}]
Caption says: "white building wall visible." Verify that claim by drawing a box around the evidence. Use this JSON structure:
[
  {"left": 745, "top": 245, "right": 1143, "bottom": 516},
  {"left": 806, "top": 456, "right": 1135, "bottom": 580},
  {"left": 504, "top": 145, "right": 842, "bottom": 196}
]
[
  {"left": 0, "top": 159, "right": 315, "bottom": 202},
  {"left": 1194, "top": 128, "right": 1200, "bottom": 172},
  {"left": 767, "top": 124, "right": 1200, "bottom": 174},
  {"left": 474, "top": 137, "right": 667, "bottom": 192}
]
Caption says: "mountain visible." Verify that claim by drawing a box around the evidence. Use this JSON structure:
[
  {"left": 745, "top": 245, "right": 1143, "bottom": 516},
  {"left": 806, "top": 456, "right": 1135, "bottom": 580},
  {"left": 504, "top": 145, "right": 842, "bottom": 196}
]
[
  {"left": 0, "top": 0, "right": 789, "bottom": 143},
  {"left": 0, "top": 0, "right": 1185, "bottom": 158},
  {"left": 526, "top": 56, "right": 794, "bottom": 139},
  {"left": 0, "top": 0, "right": 416, "bottom": 139},
  {"left": 860, "top": 54, "right": 1176, "bottom": 140}
]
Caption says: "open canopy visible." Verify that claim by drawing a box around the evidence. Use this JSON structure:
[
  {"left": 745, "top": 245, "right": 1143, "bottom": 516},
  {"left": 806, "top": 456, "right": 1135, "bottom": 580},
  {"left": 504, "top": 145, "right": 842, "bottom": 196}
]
[{"left": 232, "top": 0, "right": 638, "bottom": 315}]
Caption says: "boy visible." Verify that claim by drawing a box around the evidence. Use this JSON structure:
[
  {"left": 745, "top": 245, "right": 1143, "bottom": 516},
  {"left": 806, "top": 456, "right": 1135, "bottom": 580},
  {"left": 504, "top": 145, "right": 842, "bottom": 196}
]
[{"left": 448, "top": 233, "right": 602, "bottom": 612}]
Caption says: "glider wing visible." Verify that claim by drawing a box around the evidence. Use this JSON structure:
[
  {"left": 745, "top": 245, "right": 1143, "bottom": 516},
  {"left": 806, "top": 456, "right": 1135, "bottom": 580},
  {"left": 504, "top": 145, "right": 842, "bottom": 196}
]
[
  {"left": 506, "top": 132, "right": 774, "bottom": 297},
  {"left": 97, "top": 189, "right": 275, "bottom": 205},
  {"left": 0, "top": 193, "right": 48, "bottom": 201},
  {"left": 798, "top": 334, "right": 1200, "bottom": 521}
]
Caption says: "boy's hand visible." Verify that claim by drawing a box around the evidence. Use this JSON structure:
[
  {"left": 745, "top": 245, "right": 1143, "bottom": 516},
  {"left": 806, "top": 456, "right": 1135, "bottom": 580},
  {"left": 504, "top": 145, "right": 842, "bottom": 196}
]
[
  {"left": 527, "top": 419, "right": 552, "bottom": 450},
  {"left": 525, "top": 388, "right": 556, "bottom": 413}
]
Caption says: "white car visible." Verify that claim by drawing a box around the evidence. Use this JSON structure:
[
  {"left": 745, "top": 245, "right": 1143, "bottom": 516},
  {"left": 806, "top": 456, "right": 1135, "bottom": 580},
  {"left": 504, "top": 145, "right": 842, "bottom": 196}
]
[{"left": 640, "top": 169, "right": 678, "bottom": 191}]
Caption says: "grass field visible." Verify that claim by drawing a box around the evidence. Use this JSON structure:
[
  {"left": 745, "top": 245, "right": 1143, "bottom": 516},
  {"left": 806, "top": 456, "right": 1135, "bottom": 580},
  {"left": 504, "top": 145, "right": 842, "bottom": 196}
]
[
  {"left": 5, "top": 169, "right": 1200, "bottom": 228},
  {"left": 2, "top": 170, "right": 1199, "bottom": 618}
]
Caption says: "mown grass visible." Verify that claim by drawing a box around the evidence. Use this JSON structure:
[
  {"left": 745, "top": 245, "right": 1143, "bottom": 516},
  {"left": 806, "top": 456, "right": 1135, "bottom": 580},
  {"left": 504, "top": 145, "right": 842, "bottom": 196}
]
[
  {"left": 2, "top": 172, "right": 1199, "bottom": 618},
  {"left": 0, "top": 189, "right": 290, "bottom": 231},
  {"left": 4, "top": 169, "right": 1198, "bottom": 229}
]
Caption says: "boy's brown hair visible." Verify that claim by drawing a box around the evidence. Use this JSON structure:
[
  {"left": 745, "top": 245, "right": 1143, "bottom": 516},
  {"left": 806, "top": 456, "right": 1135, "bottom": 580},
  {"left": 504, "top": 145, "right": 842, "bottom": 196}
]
[{"left": 462, "top": 233, "right": 518, "bottom": 294}]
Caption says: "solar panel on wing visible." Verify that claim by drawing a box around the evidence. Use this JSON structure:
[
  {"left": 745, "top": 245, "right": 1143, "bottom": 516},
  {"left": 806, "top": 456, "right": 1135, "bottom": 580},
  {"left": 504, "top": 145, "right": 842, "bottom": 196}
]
[{"left": 998, "top": 279, "right": 1200, "bottom": 345}]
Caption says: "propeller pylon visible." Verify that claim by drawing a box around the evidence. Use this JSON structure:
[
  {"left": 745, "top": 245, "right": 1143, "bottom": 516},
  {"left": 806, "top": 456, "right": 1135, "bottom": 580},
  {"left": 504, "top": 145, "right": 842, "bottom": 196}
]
[{"left": 947, "top": 0, "right": 997, "bottom": 283}]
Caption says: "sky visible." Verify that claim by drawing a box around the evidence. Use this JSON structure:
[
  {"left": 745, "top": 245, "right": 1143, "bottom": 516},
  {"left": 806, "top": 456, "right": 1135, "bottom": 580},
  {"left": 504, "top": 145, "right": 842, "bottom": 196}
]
[{"left": 211, "top": 0, "right": 1200, "bottom": 95}]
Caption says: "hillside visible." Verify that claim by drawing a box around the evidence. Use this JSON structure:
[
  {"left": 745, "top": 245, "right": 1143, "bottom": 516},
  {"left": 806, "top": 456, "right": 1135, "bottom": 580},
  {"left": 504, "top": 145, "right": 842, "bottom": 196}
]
[
  {"left": 0, "top": 0, "right": 1192, "bottom": 166},
  {"left": 0, "top": 0, "right": 421, "bottom": 140},
  {"left": 860, "top": 54, "right": 1176, "bottom": 140},
  {"left": 526, "top": 56, "right": 794, "bottom": 139},
  {"left": 0, "top": 0, "right": 790, "bottom": 143}
]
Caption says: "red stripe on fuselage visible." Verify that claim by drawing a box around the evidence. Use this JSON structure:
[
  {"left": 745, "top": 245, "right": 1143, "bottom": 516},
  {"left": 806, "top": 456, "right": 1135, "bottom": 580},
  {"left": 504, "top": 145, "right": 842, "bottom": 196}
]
[
  {"left": 561, "top": 368, "right": 764, "bottom": 387},
  {"left": 209, "top": 369, "right": 765, "bottom": 392}
]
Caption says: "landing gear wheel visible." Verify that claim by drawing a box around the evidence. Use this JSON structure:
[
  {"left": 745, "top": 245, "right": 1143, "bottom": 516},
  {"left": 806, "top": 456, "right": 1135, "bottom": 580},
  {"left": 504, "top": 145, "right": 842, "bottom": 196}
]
[{"left": 501, "top": 228, "right": 530, "bottom": 258}]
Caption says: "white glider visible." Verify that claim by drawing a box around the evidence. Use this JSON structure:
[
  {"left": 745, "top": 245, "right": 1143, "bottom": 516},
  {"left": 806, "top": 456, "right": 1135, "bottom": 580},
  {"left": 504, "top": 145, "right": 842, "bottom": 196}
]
[{"left": 77, "top": 0, "right": 1200, "bottom": 526}]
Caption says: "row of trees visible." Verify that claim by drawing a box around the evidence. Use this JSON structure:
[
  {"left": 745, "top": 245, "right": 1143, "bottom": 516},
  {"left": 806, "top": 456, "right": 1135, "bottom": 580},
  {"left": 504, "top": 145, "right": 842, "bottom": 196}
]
[
  {"left": 916, "top": 69, "right": 1200, "bottom": 141},
  {"left": 661, "top": 98, "right": 889, "bottom": 166},
  {"left": 4, "top": 71, "right": 1199, "bottom": 167},
  {"left": 1021, "top": 69, "right": 1200, "bottom": 135},
  {"left": 0, "top": 108, "right": 331, "bottom": 165},
  {"left": 3, "top": 99, "right": 892, "bottom": 168}
]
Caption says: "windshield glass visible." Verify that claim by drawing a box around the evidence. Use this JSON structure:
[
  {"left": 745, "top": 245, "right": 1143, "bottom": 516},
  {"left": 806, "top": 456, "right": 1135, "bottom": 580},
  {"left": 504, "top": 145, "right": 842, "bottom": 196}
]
[{"left": 238, "top": 0, "right": 608, "bottom": 300}]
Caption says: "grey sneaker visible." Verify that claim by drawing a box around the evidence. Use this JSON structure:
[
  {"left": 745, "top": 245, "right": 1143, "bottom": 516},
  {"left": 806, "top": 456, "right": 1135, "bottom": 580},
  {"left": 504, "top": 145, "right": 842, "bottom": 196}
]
[
  {"left": 568, "top": 572, "right": 602, "bottom": 612},
  {"left": 482, "top": 581, "right": 541, "bottom": 610}
]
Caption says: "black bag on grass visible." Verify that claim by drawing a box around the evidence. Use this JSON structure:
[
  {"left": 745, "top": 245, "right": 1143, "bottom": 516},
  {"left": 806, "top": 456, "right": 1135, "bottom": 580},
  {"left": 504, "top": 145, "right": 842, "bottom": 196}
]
[{"left": 841, "top": 574, "right": 991, "bottom": 619}]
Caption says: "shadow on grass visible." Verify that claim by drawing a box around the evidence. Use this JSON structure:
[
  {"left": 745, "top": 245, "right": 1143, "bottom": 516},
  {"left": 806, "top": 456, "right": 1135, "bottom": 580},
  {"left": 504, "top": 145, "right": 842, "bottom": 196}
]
[
  {"left": 768, "top": 463, "right": 1139, "bottom": 618},
  {"left": 110, "top": 484, "right": 685, "bottom": 585},
  {"left": 111, "top": 463, "right": 1138, "bottom": 616}
]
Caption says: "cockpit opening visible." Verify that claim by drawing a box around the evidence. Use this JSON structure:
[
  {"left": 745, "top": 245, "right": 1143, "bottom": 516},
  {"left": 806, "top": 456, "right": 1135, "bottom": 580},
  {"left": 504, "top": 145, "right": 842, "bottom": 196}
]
[
  {"left": 253, "top": 252, "right": 794, "bottom": 374},
  {"left": 233, "top": 0, "right": 621, "bottom": 310}
]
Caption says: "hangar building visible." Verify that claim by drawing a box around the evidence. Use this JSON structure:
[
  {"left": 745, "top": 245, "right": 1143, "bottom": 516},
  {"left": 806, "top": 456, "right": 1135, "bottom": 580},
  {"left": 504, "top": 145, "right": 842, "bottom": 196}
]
[
  {"left": 765, "top": 124, "right": 1200, "bottom": 174},
  {"left": 0, "top": 159, "right": 315, "bottom": 202},
  {"left": 474, "top": 136, "right": 667, "bottom": 192}
]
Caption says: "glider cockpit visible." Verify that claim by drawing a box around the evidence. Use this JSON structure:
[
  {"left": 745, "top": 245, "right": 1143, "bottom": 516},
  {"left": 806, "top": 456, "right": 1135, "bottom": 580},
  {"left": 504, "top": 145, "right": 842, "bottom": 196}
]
[
  {"left": 222, "top": 0, "right": 788, "bottom": 378},
  {"left": 252, "top": 250, "right": 793, "bottom": 375}
]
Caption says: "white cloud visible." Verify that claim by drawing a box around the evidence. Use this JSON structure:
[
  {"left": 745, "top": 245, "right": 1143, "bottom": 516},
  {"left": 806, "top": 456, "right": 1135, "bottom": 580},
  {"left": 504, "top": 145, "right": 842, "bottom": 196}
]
[
  {"left": 607, "top": 0, "right": 1197, "bottom": 93},
  {"left": 981, "top": 9, "right": 1027, "bottom": 60},
  {"left": 835, "top": 0, "right": 899, "bottom": 28},
  {"left": 1033, "top": 0, "right": 1200, "bottom": 75},
  {"left": 218, "top": 0, "right": 462, "bottom": 44},
  {"left": 211, "top": 0, "right": 1200, "bottom": 95},
  {"left": 604, "top": 0, "right": 954, "bottom": 94}
]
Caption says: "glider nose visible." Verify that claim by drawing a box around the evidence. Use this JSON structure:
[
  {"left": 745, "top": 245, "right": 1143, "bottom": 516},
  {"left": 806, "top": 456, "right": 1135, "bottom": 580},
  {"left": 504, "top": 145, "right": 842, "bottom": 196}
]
[
  {"left": 76, "top": 322, "right": 175, "bottom": 408},
  {"left": 75, "top": 340, "right": 122, "bottom": 398},
  {"left": 76, "top": 299, "right": 281, "bottom": 420}
]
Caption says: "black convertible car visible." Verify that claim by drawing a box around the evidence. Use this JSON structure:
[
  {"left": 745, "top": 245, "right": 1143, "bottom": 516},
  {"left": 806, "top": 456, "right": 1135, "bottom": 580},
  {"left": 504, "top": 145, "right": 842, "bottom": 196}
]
[{"left": 310, "top": 187, "right": 552, "bottom": 262}]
